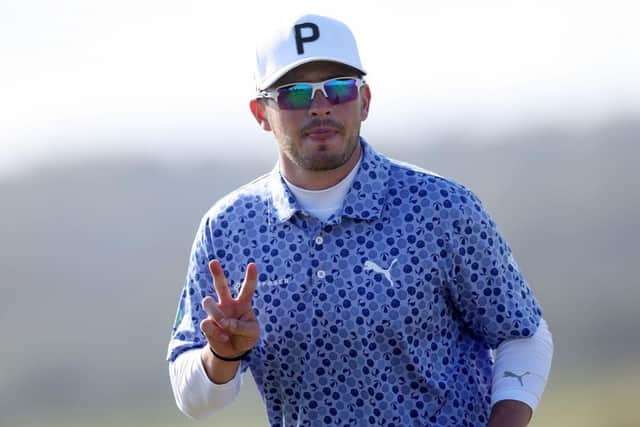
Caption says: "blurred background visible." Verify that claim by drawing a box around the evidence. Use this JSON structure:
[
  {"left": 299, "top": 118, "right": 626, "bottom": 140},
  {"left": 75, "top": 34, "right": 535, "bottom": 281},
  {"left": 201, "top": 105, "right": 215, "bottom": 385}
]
[{"left": 1, "top": 1, "right": 639, "bottom": 426}]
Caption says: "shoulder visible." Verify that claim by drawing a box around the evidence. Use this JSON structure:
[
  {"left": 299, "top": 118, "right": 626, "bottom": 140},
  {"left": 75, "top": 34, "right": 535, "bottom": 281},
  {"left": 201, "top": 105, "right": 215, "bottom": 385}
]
[
  {"left": 200, "top": 172, "right": 273, "bottom": 225},
  {"left": 384, "top": 155, "right": 484, "bottom": 213}
]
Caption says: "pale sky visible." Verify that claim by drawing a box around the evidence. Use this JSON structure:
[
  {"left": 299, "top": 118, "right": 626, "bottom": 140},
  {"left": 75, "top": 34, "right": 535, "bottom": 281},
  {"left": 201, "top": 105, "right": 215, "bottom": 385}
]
[{"left": 1, "top": 1, "right": 639, "bottom": 177}]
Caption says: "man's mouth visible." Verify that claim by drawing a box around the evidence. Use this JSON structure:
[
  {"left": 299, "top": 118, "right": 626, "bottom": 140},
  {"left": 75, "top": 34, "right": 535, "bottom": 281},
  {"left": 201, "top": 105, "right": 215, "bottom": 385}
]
[
  {"left": 304, "top": 127, "right": 339, "bottom": 139},
  {"left": 301, "top": 119, "right": 344, "bottom": 139}
]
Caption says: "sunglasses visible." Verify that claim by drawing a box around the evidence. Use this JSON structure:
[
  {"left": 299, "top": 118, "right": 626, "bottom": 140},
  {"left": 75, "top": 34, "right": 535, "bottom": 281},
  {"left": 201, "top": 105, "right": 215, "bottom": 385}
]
[{"left": 258, "top": 76, "right": 366, "bottom": 110}]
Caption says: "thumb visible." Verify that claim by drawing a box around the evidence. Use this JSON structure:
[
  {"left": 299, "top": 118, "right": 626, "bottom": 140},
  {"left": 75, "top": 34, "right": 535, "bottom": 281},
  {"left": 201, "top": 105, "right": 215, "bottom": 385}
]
[{"left": 200, "top": 318, "right": 229, "bottom": 343}]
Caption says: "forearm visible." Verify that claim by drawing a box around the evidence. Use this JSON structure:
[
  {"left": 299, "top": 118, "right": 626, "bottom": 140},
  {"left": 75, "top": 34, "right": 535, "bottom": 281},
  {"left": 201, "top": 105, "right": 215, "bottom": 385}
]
[
  {"left": 200, "top": 345, "right": 242, "bottom": 384},
  {"left": 488, "top": 399, "right": 532, "bottom": 427}
]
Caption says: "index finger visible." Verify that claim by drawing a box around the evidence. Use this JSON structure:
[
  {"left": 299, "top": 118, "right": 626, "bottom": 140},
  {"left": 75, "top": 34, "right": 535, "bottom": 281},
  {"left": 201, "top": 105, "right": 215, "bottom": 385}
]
[
  {"left": 209, "top": 259, "right": 233, "bottom": 303},
  {"left": 237, "top": 263, "right": 258, "bottom": 305}
]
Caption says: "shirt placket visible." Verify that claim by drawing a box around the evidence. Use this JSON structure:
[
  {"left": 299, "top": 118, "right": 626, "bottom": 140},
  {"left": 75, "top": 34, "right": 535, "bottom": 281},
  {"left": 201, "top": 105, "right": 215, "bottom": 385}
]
[
  {"left": 297, "top": 215, "right": 340, "bottom": 420},
  {"left": 296, "top": 215, "right": 325, "bottom": 284}
]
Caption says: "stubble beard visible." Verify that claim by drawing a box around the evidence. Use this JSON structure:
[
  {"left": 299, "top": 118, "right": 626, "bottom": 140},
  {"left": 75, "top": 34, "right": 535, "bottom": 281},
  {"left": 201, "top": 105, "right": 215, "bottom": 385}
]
[{"left": 284, "top": 124, "right": 361, "bottom": 172}]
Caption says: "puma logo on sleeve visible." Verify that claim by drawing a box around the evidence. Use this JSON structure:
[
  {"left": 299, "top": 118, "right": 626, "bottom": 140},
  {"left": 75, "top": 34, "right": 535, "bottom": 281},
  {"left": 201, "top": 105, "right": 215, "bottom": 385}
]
[{"left": 503, "top": 371, "right": 531, "bottom": 386}]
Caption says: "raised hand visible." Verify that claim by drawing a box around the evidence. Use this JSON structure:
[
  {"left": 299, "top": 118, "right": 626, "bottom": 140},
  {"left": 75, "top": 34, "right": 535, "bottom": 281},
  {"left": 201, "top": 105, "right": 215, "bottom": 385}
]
[{"left": 200, "top": 260, "right": 259, "bottom": 359}]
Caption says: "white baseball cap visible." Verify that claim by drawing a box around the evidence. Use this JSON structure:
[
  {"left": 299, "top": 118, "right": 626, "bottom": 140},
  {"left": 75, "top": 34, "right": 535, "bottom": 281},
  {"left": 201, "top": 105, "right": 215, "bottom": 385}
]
[{"left": 254, "top": 14, "right": 366, "bottom": 92}]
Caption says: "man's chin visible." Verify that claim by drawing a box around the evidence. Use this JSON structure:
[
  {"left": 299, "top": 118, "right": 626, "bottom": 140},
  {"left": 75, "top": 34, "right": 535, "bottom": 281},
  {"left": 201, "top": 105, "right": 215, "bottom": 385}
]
[
  {"left": 290, "top": 134, "right": 359, "bottom": 171},
  {"left": 299, "top": 146, "right": 357, "bottom": 171},
  {"left": 298, "top": 154, "right": 346, "bottom": 171}
]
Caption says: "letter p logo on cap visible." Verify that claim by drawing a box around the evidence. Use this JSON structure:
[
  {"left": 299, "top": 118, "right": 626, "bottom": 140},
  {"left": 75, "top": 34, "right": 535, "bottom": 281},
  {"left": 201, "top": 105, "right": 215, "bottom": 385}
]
[{"left": 294, "top": 22, "right": 320, "bottom": 54}]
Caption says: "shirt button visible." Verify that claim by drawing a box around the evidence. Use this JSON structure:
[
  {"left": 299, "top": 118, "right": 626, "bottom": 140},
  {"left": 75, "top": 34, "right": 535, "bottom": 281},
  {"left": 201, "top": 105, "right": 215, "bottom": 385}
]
[
  {"left": 314, "top": 236, "right": 324, "bottom": 245},
  {"left": 317, "top": 270, "right": 326, "bottom": 279}
]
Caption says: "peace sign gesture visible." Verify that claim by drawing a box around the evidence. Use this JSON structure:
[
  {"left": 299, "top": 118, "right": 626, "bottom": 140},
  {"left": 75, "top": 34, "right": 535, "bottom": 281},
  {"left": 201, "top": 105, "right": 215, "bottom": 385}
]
[{"left": 200, "top": 260, "right": 259, "bottom": 360}]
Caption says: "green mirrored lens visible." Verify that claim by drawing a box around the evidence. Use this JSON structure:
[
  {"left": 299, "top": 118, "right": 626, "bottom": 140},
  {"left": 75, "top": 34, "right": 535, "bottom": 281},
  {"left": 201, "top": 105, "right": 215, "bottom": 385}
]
[
  {"left": 325, "top": 79, "right": 358, "bottom": 104},
  {"left": 278, "top": 84, "right": 313, "bottom": 109}
]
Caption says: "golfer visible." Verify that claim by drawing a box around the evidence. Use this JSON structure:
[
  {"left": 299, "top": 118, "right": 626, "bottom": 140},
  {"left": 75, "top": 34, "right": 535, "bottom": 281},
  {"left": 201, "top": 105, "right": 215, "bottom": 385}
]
[{"left": 167, "top": 13, "right": 553, "bottom": 426}]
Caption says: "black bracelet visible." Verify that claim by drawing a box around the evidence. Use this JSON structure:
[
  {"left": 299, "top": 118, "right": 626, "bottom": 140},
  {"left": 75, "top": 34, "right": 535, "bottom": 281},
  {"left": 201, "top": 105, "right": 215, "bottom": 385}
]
[{"left": 209, "top": 346, "right": 250, "bottom": 362}]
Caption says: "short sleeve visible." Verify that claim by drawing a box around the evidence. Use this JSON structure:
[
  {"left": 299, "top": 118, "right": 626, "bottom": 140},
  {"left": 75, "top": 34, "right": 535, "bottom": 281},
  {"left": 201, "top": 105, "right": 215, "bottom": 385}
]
[
  {"left": 445, "top": 188, "right": 542, "bottom": 349},
  {"left": 167, "top": 216, "right": 217, "bottom": 362}
]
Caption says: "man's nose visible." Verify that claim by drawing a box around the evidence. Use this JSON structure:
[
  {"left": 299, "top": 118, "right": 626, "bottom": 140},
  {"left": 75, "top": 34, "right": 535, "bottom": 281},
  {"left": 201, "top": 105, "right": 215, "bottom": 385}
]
[{"left": 308, "top": 89, "right": 332, "bottom": 116}]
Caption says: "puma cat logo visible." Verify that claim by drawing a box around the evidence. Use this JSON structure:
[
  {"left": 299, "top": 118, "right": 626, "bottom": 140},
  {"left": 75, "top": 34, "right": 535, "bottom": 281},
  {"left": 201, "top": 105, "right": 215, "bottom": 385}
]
[
  {"left": 364, "top": 259, "right": 398, "bottom": 285},
  {"left": 503, "top": 371, "right": 530, "bottom": 386}
]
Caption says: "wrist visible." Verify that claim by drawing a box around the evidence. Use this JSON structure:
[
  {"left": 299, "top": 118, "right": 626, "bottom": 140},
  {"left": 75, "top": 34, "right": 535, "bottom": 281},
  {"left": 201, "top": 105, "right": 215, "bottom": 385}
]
[
  {"left": 200, "top": 346, "right": 241, "bottom": 385},
  {"left": 209, "top": 346, "right": 251, "bottom": 362}
]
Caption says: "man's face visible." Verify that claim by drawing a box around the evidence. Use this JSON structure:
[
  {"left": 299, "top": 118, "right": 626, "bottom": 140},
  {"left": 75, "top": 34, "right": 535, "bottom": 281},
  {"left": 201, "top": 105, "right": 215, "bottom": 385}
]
[{"left": 252, "top": 61, "right": 371, "bottom": 173}]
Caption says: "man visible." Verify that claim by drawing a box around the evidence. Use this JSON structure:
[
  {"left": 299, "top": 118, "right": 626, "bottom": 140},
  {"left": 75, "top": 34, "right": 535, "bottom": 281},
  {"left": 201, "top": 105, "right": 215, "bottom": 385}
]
[{"left": 168, "top": 14, "right": 553, "bottom": 427}]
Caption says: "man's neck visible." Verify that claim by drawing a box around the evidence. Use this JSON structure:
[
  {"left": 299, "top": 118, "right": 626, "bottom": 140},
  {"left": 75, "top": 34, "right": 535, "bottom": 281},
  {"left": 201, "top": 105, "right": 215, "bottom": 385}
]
[{"left": 280, "top": 143, "right": 362, "bottom": 190}]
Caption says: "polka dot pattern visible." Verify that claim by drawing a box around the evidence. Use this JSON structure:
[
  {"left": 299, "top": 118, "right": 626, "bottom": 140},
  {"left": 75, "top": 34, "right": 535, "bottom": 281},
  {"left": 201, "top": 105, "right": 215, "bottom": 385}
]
[{"left": 168, "top": 140, "right": 542, "bottom": 426}]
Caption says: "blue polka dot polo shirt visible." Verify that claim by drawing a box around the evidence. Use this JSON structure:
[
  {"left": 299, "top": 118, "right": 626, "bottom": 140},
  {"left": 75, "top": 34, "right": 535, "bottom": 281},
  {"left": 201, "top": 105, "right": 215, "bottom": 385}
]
[{"left": 167, "top": 139, "right": 543, "bottom": 426}]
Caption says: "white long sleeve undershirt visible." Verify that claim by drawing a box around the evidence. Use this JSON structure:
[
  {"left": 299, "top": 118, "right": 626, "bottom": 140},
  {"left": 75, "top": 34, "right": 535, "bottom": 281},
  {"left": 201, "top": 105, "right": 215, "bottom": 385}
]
[
  {"left": 169, "top": 158, "right": 553, "bottom": 419},
  {"left": 491, "top": 318, "right": 553, "bottom": 410},
  {"left": 169, "top": 348, "right": 243, "bottom": 420}
]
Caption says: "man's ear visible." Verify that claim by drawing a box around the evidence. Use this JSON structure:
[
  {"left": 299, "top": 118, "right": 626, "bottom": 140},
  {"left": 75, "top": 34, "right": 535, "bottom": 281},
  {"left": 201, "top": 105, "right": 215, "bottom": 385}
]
[
  {"left": 249, "top": 99, "right": 272, "bottom": 132},
  {"left": 359, "top": 84, "right": 372, "bottom": 122}
]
